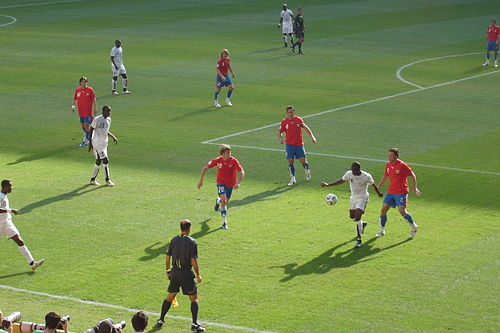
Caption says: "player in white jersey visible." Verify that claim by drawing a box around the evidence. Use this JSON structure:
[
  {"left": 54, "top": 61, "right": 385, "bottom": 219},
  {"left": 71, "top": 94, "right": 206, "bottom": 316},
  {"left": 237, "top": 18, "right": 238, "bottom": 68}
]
[
  {"left": 88, "top": 106, "right": 118, "bottom": 186},
  {"left": 321, "top": 162, "right": 383, "bottom": 248},
  {"left": 0, "top": 180, "right": 45, "bottom": 270},
  {"left": 111, "top": 39, "right": 131, "bottom": 95},
  {"left": 278, "top": 4, "right": 294, "bottom": 48}
]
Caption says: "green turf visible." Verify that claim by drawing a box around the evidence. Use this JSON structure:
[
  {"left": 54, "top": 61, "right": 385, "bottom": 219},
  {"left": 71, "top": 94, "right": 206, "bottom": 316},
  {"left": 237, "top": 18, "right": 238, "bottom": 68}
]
[{"left": 1, "top": 0, "right": 499, "bottom": 332}]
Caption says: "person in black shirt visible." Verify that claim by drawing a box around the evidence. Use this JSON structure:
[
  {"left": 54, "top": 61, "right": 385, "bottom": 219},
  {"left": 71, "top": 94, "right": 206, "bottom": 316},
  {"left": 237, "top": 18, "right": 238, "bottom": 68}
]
[
  {"left": 292, "top": 8, "right": 305, "bottom": 55},
  {"left": 155, "top": 219, "right": 205, "bottom": 332}
]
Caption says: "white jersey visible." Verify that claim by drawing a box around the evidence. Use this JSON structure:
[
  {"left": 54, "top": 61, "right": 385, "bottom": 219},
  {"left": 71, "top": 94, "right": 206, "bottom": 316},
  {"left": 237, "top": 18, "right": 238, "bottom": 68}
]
[
  {"left": 111, "top": 46, "right": 123, "bottom": 66},
  {"left": 280, "top": 9, "right": 293, "bottom": 25},
  {"left": 0, "top": 192, "right": 12, "bottom": 223},
  {"left": 342, "top": 170, "right": 375, "bottom": 199},
  {"left": 91, "top": 115, "right": 112, "bottom": 147}
]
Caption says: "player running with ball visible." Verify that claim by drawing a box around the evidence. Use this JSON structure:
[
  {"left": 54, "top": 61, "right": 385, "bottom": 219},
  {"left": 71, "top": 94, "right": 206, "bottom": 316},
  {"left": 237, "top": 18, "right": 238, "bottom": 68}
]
[
  {"left": 321, "top": 162, "right": 383, "bottom": 248},
  {"left": 197, "top": 145, "right": 245, "bottom": 230}
]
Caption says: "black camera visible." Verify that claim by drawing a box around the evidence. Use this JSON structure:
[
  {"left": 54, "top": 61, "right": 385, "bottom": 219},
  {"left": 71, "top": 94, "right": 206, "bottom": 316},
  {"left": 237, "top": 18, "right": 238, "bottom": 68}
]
[
  {"left": 2, "top": 312, "right": 21, "bottom": 329},
  {"left": 84, "top": 318, "right": 126, "bottom": 333}
]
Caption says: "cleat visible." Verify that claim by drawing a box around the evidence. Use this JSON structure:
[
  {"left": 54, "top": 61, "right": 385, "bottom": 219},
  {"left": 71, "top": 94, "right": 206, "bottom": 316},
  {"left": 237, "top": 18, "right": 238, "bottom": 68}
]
[
  {"left": 31, "top": 259, "right": 45, "bottom": 270},
  {"left": 355, "top": 239, "right": 362, "bottom": 248},
  {"left": 225, "top": 98, "right": 232, "bottom": 107},
  {"left": 106, "top": 180, "right": 115, "bottom": 187},
  {"left": 90, "top": 180, "right": 100, "bottom": 186},
  {"left": 305, "top": 169, "right": 311, "bottom": 181},
  {"left": 376, "top": 229, "right": 385, "bottom": 238},
  {"left": 495, "top": 63, "right": 499, "bottom": 68},
  {"left": 362, "top": 222, "right": 368, "bottom": 234},
  {"left": 191, "top": 323, "right": 206, "bottom": 332},
  {"left": 112, "top": 91, "right": 119, "bottom": 95},
  {"left": 154, "top": 320, "right": 164, "bottom": 329},
  {"left": 410, "top": 224, "right": 418, "bottom": 238},
  {"left": 122, "top": 90, "right": 132, "bottom": 94},
  {"left": 214, "top": 100, "right": 221, "bottom": 108},
  {"left": 298, "top": 51, "right": 304, "bottom": 55},
  {"left": 214, "top": 197, "right": 221, "bottom": 211},
  {"left": 483, "top": 62, "right": 489, "bottom": 66},
  {"left": 79, "top": 142, "right": 87, "bottom": 147},
  {"left": 221, "top": 223, "right": 228, "bottom": 230},
  {"left": 287, "top": 178, "right": 296, "bottom": 186}
]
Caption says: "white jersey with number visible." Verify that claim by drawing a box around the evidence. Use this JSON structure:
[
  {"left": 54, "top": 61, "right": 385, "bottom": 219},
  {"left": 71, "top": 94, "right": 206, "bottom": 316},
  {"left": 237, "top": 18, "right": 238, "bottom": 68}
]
[
  {"left": 281, "top": 9, "right": 293, "bottom": 25},
  {"left": 342, "top": 170, "right": 375, "bottom": 199},
  {"left": 111, "top": 46, "right": 123, "bottom": 66},
  {"left": 91, "top": 115, "right": 111, "bottom": 148},
  {"left": 0, "top": 192, "right": 12, "bottom": 223}
]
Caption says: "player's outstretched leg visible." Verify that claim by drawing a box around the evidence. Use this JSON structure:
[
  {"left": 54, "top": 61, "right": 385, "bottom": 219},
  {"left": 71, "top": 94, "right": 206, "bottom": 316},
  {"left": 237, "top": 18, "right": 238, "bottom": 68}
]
[
  {"left": 12, "top": 235, "right": 45, "bottom": 270},
  {"left": 156, "top": 294, "right": 175, "bottom": 328}
]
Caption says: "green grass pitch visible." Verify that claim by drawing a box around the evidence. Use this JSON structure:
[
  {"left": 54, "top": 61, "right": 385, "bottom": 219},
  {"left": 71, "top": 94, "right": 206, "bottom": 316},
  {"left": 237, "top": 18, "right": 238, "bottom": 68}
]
[{"left": 1, "top": 0, "right": 499, "bottom": 332}]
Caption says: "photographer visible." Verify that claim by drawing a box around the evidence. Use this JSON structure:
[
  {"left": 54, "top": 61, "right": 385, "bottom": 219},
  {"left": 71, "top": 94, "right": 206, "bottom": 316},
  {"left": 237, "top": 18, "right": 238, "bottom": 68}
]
[
  {"left": 98, "top": 320, "right": 122, "bottom": 333},
  {"left": 0, "top": 311, "right": 13, "bottom": 333},
  {"left": 131, "top": 312, "right": 148, "bottom": 333},
  {"left": 33, "top": 312, "right": 69, "bottom": 333}
]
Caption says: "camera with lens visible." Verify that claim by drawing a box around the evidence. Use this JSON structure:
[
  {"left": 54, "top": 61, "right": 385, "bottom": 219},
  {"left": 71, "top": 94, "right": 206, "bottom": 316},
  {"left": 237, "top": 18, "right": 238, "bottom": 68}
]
[
  {"left": 84, "top": 318, "right": 126, "bottom": 333},
  {"left": 2, "top": 312, "right": 22, "bottom": 329}
]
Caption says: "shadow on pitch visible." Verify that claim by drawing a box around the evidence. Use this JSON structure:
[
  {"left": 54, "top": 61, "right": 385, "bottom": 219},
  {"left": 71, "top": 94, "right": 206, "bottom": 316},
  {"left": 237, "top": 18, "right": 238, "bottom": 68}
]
[
  {"left": 229, "top": 185, "right": 293, "bottom": 208},
  {"left": 20, "top": 185, "right": 104, "bottom": 214},
  {"left": 246, "top": 47, "right": 284, "bottom": 54},
  {"left": 168, "top": 106, "right": 218, "bottom": 122},
  {"left": 463, "top": 66, "right": 489, "bottom": 75},
  {"left": 7, "top": 145, "right": 75, "bottom": 165},
  {"left": 271, "top": 237, "right": 412, "bottom": 282},
  {"left": 0, "top": 271, "right": 35, "bottom": 280}
]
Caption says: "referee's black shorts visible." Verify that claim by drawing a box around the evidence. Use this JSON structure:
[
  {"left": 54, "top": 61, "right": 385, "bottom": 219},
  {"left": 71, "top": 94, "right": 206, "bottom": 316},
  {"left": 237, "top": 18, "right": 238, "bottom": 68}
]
[
  {"left": 168, "top": 269, "right": 197, "bottom": 295},
  {"left": 295, "top": 29, "right": 304, "bottom": 39}
]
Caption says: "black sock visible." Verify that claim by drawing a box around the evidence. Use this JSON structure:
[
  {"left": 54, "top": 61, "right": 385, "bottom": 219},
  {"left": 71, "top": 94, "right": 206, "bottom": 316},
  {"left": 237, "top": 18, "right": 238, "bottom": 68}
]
[
  {"left": 191, "top": 301, "right": 199, "bottom": 324},
  {"left": 160, "top": 299, "right": 172, "bottom": 321},
  {"left": 298, "top": 42, "right": 302, "bottom": 52}
]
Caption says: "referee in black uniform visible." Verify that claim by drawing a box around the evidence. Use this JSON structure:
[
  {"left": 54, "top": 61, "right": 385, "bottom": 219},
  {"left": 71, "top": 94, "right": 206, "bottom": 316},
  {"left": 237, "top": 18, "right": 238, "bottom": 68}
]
[
  {"left": 292, "top": 7, "right": 305, "bottom": 54},
  {"left": 155, "top": 219, "right": 205, "bottom": 332}
]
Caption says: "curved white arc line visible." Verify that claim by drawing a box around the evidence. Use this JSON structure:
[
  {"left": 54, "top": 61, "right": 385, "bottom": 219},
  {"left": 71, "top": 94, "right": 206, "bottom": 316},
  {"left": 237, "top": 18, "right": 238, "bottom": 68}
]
[
  {"left": 396, "top": 52, "right": 482, "bottom": 88},
  {"left": 0, "top": 15, "right": 17, "bottom": 27}
]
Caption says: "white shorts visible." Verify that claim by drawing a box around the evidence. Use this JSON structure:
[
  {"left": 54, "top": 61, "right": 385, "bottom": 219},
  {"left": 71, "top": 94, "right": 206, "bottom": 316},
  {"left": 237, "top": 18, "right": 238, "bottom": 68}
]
[
  {"left": 111, "top": 63, "right": 127, "bottom": 76},
  {"left": 0, "top": 219, "right": 19, "bottom": 239},
  {"left": 282, "top": 23, "right": 293, "bottom": 34},
  {"left": 349, "top": 197, "right": 369, "bottom": 212},
  {"left": 93, "top": 146, "right": 108, "bottom": 160}
]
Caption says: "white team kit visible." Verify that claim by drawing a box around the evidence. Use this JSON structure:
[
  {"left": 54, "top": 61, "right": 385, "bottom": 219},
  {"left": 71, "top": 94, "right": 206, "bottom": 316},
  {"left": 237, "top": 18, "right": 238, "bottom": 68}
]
[
  {"left": 0, "top": 192, "right": 19, "bottom": 238},
  {"left": 91, "top": 115, "right": 112, "bottom": 159},
  {"left": 342, "top": 170, "right": 375, "bottom": 211},
  {"left": 111, "top": 46, "right": 126, "bottom": 76},
  {"left": 280, "top": 9, "right": 294, "bottom": 33}
]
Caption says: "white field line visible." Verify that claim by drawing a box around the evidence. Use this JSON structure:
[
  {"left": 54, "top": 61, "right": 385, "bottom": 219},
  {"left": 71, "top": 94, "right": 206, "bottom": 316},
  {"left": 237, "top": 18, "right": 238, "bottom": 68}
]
[
  {"left": 395, "top": 52, "right": 482, "bottom": 89},
  {"left": 0, "top": 0, "right": 82, "bottom": 9},
  {"left": 204, "top": 142, "right": 500, "bottom": 176},
  {"left": 0, "top": 15, "right": 17, "bottom": 27},
  {"left": 0, "top": 285, "right": 276, "bottom": 333}
]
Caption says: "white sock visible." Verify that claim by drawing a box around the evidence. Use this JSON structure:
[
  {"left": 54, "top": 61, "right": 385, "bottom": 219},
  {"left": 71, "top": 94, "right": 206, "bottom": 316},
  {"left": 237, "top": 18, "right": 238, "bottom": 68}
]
[
  {"left": 112, "top": 79, "right": 117, "bottom": 91},
  {"left": 19, "top": 245, "right": 34, "bottom": 264},
  {"left": 91, "top": 164, "right": 101, "bottom": 179},
  {"left": 103, "top": 163, "right": 110, "bottom": 180},
  {"left": 122, "top": 79, "right": 128, "bottom": 89}
]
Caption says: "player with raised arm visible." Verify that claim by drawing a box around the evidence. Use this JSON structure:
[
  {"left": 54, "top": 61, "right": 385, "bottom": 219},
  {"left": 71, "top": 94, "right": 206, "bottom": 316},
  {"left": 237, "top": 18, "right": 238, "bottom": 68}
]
[
  {"left": 72, "top": 76, "right": 96, "bottom": 147},
  {"left": 321, "top": 162, "right": 383, "bottom": 248},
  {"left": 483, "top": 18, "right": 500, "bottom": 67},
  {"left": 279, "top": 106, "right": 317, "bottom": 186},
  {"left": 278, "top": 4, "right": 294, "bottom": 48},
  {"left": 88, "top": 106, "right": 118, "bottom": 187},
  {"left": 292, "top": 7, "right": 305, "bottom": 55},
  {"left": 111, "top": 40, "right": 131, "bottom": 95},
  {"left": 197, "top": 144, "right": 245, "bottom": 230},
  {"left": 376, "top": 148, "right": 421, "bottom": 239},
  {"left": 214, "top": 49, "right": 235, "bottom": 108}
]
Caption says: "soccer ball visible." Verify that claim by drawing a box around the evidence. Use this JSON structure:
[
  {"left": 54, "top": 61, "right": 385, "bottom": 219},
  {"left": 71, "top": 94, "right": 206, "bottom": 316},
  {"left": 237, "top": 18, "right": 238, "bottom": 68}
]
[{"left": 325, "top": 193, "right": 338, "bottom": 205}]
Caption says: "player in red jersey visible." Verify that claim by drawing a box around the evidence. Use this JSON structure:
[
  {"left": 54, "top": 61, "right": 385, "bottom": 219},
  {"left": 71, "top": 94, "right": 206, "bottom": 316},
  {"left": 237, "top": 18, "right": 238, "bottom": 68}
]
[
  {"left": 483, "top": 18, "right": 500, "bottom": 67},
  {"left": 72, "top": 77, "right": 96, "bottom": 147},
  {"left": 197, "top": 144, "right": 245, "bottom": 229},
  {"left": 376, "top": 148, "right": 421, "bottom": 239},
  {"left": 214, "top": 49, "right": 235, "bottom": 108},
  {"left": 278, "top": 105, "right": 317, "bottom": 186}
]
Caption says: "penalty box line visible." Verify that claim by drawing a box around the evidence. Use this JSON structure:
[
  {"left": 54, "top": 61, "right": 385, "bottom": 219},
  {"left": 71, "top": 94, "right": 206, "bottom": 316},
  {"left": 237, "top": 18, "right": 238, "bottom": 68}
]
[{"left": 0, "top": 284, "right": 276, "bottom": 333}]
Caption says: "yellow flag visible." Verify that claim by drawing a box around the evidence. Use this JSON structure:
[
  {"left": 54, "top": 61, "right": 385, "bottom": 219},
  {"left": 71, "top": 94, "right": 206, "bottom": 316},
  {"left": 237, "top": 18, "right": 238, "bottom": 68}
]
[{"left": 172, "top": 296, "right": 179, "bottom": 308}]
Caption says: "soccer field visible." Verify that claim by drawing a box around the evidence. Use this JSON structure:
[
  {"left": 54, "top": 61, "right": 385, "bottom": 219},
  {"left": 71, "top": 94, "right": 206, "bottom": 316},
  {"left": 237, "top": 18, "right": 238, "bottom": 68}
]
[{"left": 1, "top": 0, "right": 499, "bottom": 332}]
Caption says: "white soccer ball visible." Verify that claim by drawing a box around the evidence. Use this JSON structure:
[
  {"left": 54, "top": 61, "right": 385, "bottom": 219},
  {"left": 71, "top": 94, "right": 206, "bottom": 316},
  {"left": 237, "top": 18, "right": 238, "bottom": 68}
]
[{"left": 325, "top": 193, "right": 338, "bottom": 205}]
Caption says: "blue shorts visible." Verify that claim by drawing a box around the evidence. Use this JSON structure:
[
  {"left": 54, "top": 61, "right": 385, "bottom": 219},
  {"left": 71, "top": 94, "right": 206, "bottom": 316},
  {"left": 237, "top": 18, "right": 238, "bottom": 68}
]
[
  {"left": 487, "top": 40, "right": 498, "bottom": 51},
  {"left": 80, "top": 116, "right": 93, "bottom": 124},
  {"left": 216, "top": 75, "right": 232, "bottom": 88},
  {"left": 383, "top": 194, "right": 408, "bottom": 208},
  {"left": 285, "top": 144, "right": 306, "bottom": 159},
  {"left": 217, "top": 184, "right": 233, "bottom": 199}
]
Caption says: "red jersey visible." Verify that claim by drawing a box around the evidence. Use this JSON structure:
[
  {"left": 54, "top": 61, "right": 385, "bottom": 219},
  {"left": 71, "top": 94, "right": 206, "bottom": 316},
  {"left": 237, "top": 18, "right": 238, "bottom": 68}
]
[
  {"left": 487, "top": 25, "right": 500, "bottom": 41},
  {"left": 207, "top": 156, "right": 242, "bottom": 187},
  {"left": 385, "top": 160, "right": 412, "bottom": 195},
  {"left": 73, "top": 87, "right": 95, "bottom": 117},
  {"left": 217, "top": 57, "right": 231, "bottom": 76},
  {"left": 279, "top": 116, "right": 305, "bottom": 146}
]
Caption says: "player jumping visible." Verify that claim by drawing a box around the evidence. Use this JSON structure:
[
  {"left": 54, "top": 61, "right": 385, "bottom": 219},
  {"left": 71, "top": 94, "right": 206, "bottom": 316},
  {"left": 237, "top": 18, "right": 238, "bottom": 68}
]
[
  {"left": 483, "top": 18, "right": 500, "bottom": 67},
  {"left": 214, "top": 49, "right": 235, "bottom": 108},
  {"left": 72, "top": 76, "right": 96, "bottom": 147}
]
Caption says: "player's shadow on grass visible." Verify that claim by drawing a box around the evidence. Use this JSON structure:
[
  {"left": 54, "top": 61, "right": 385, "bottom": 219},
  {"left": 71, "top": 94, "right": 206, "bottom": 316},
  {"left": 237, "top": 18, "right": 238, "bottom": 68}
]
[
  {"left": 0, "top": 271, "right": 35, "bottom": 280},
  {"left": 168, "top": 107, "right": 218, "bottom": 122},
  {"left": 229, "top": 185, "right": 293, "bottom": 208},
  {"left": 272, "top": 237, "right": 412, "bottom": 282},
  {"left": 247, "top": 47, "right": 284, "bottom": 54},
  {"left": 6, "top": 146, "right": 74, "bottom": 165},
  {"left": 463, "top": 66, "right": 490, "bottom": 75},
  {"left": 190, "top": 218, "right": 221, "bottom": 239},
  {"left": 20, "top": 185, "right": 104, "bottom": 214}
]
